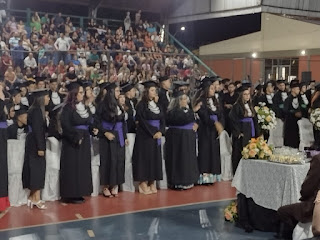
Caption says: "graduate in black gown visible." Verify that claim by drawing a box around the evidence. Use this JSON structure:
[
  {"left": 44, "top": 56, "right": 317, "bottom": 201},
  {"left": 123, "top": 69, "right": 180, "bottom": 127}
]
[
  {"left": 19, "top": 82, "right": 30, "bottom": 107},
  {"left": 0, "top": 83, "right": 10, "bottom": 212},
  {"left": 252, "top": 84, "right": 263, "bottom": 107},
  {"left": 22, "top": 89, "right": 50, "bottom": 210},
  {"left": 47, "top": 78, "right": 63, "bottom": 112},
  {"left": 283, "top": 80, "right": 303, "bottom": 149},
  {"left": 311, "top": 84, "right": 320, "bottom": 147},
  {"left": 96, "top": 83, "right": 128, "bottom": 197},
  {"left": 229, "top": 86, "right": 259, "bottom": 174},
  {"left": 306, "top": 80, "right": 316, "bottom": 103},
  {"left": 165, "top": 91, "right": 201, "bottom": 190},
  {"left": 7, "top": 105, "right": 28, "bottom": 140},
  {"left": 8, "top": 88, "right": 23, "bottom": 111},
  {"left": 193, "top": 77, "right": 224, "bottom": 184},
  {"left": 132, "top": 81, "right": 165, "bottom": 194},
  {"left": 158, "top": 75, "right": 172, "bottom": 113},
  {"left": 273, "top": 80, "right": 288, "bottom": 120},
  {"left": 223, "top": 82, "right": 238, "bottom": 135},
  {"left": 256, "top": 81, "right": 274, "bottom": 109},
  {"left": 120, "top": 82, "right": 137, "bottom": 133},
  {"left": 83, "top": 80, "right": 96, "bottom": 115},
  {"left": 59, "top": 82, "right": 98, "bottom": 204}
]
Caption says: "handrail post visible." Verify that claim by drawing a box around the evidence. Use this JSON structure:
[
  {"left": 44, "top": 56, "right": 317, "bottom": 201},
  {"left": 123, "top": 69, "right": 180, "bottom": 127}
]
[
  {"left": 26, "top": 8, "right": 31, "bottom": 27},
  {"left": 80, "top": 17, "right": 84, "bottom": 29}
]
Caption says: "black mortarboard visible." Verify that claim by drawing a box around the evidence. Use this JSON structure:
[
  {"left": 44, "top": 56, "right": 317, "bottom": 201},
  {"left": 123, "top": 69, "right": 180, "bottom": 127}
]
[
  {"left": 19, "top": 82, "right": 29, "bottom": 88},
  {"left": 277, "top": 80, "right": 285, "bottom": 84},
  {"left": 49, "top": 78, "right": 58, "bottom": 83},
  {"left": 242, "top": 82, "right": 252, "bottom": 88},
  {"left": 82, "top": 80, "right": 93, "bottom": 88},
  {"left": 255, "top": 84, "right": 263, "bottom": 91},
  {"left": 29, "top": 88, "right": 50, "bottom": 97},
  {"left": 210, "top": 76, "right": 219, "bottom": 83},
  {"left": 199, "top": 77, "right": 213, "bottom": 89},
  {"left": 65, "top": 82, "right": 83, "bottom": 92},
  {"left": 311, "top": 80, "right": 316, "bottom": 83},
  {"left": 290, "top": 80, "right": 300, "bottom": 88},
  {"left": 99, "top": 82, "right": 110, "bottom": 91},
  {"left": 315, "top": 83, "right": 320, "bottom": 91},
  {"left": 35, "top": 76, "right": 47, "bottom": 83},
  {"left": 300, "top": 82, "right": 308, "bottom": 88},
  {"left": 238, "top": 86, "right": 251, "bottom": 93},
  {"left": 105, "top": 82, "right": 117, "bottom": 91},
  {"left": 141, "top": 81, "right": 158, "bottom": 88},
  {"left": 173, "top": 81, "right": 189, "bottom": 89},
  {"left": 9, "top": 88, "right": 21, "bottom": 97},
  {"left": 159, "top": 75, "right": 170, "bottom": 82},
  {"left": 27, "top": 80, "right": 36, "bottom": 86},
  {"left": 120, "top": 82, "right": 134, "bottom": 93},
  {"left": 15, "top": 105, "right": 28, "bottom": 117},
  {"left": 172, "top": 90, "right": 185, "bottom": 98}
]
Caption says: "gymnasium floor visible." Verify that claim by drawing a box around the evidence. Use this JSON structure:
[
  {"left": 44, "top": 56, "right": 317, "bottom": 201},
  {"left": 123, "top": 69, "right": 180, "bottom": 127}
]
[{"left": 0, "top": 182, "right": 275, "bottom": 239}]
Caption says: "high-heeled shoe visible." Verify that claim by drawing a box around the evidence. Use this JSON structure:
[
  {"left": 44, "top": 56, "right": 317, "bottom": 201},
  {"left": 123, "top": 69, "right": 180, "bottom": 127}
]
[
  {"left": 149, "top": 183, "right": 158, "bottom": 194},
  {"left": 111, "top": 186, "right": 119, "bottom": 197},
  {"left": 103, "top": 188, "right": 113, "bottom": 198},
  {"left": 31, "top": 201, "right": 47, "bottom": 210}
]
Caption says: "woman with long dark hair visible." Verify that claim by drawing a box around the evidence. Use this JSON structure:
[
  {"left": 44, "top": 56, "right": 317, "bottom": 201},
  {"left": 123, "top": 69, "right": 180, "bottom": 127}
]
[
  {"left": 96, "top": 83, "right": 128, "bottom": 197},
  {"left": 229, "top": 86, "right": 259, "bottom": 174},
  {"left": 193, "top": 77, "right": 224, "bottom": 184},
  {"left": 0, "top": 83, "right": 10, "bottom": 212},
  {"left": 59, "top": 82, "right": 98, "bottom": 204},
  {"left": 22, "top": 89, "right": 50, "bottom": 209},
  {"left": 132, "top": 81, "right": 165, "bottom": 194},
  {"left": 165, "top": 91, "right": 201, "bottom": 190}
]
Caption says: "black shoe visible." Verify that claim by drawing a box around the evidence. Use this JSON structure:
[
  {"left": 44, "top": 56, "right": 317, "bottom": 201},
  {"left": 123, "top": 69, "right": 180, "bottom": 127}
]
[
  {"left": 61, "top": 198, "right": 84, "bottom": 204},
  {"left": 244, "top": 223, "right": 254, "bottom": 233}
]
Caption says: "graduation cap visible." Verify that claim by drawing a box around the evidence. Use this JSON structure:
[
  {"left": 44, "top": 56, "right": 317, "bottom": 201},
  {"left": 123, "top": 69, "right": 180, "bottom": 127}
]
[
  {"left": 27, "top": 80, "right": 36, "bottom": 86},
  {"left": 255, "top": 84, "right": 263, "bottom": 91},
  {"left": 159, "top": 75, "right": 170, "bottom": 82},
  {"left": 19, "top": 81, "right": 29, "bottom": 88},
  {"left": 15, "top": 105, "right": 28, "bottom": 117},
  {"left": 35, "top": 76, "right": 47, "bottom": 84},
  {"left": 172, "top": 90, "right": 185, "bottom": 98},
  {"left": 315, "top": 83, "right": 320, "bottom": 91},
  {"left": 8, "top": 88, "right": 21, "bottom": 97},
  {"left": 300, "top": 82, "right": 308, "bottom": 88},
  {"left": 105, "top": 82, "right": 117, "bottom": 91},
  {"left": 277, "top": 80, "right": 285, "bottom": 84},
  {"left": 141, "top": 80, "right": 158, "bottom": 88},
  {"left": 49, "top": 78, "right": 58, "bottom": 83},
  {"left": 198, "top": 77, "right": 213, "bottom": 89},
  {"left": 82, "top": 80, "right": 93, "bottom": 89},
  {"left": 120, "top": 82, "right": 134, "bottom": 93},
  {"left": 99, "top": 82, "right": 110, "bottom": 91},
  {"left": 311, "top": 80, "right": 316, "bottom": 83},
  {"left": 290, "top": 80, "right": 300, "bottom": 88},
  {"left": 173, "top": 81, "right": 189, "bottom": 90},
  {"left": 65, "top": 81, "right": 83, "bottom": 92},
  {"left": 242, "top": 82, "right": 252, "bottom": 88},
  {"left": 29, "top": 88, "right": 50, "bottom": 97}
]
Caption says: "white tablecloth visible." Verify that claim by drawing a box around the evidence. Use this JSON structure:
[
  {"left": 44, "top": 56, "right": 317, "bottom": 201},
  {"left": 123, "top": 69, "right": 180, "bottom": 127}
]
[{"left": 231, "top": 159, "right": 310, "bottom": 211}]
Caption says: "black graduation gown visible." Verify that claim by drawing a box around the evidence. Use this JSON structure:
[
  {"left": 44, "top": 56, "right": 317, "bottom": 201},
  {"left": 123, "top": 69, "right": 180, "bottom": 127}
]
[
  {"left": 165, "top": 107, "right": 199, "bottom": 186},
  {"left": 125, "top": 97, "right": 136, "bottom": 133},
  {"left": 312, "top": 96, "right": 320, "bottom": 147},
  {"left": 197, "top": 98, "right": 224, "bottom": 175},
  {"left": 273, "top": 90, "right": 287, "bottom": 119},
  {"left": 7, "top": 123, "right": 28, "bottom": 139},
  {"left": 283, "top": 94, "right": 302, "bottom": 149},
  {"left": 229, "top": 102, "right": 259, "bottom": 174},
  {"left": 256, "top": 94, "right": 273, "bottom": 109},
  {"left": 0, "top": 99, "right": 8, "bottom": 198},
  {"left": 96, "top": 104, "right": 127, "bottom": 186},
  {"left": 223, "top": 92, "right": 239, "bottom": 135},
  {"left": 158, "top": 88, "right": 170, "bottom": 114},
  {"left": 22, "top": 107, "right": 47, "bottom": 190},
  {"left": 59, "top": 104, "right": 93, "bottom": 198},
  {"left": 47, "top": 90, "right": 63, "bottom": 112},
  {"left": 132, "top": 101, "right": 165, "bottom": 182}
]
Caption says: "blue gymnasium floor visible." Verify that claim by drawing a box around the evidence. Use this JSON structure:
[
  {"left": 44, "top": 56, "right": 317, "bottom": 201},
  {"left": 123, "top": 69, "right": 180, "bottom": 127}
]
[{"left": 0, "top": 200, "right": 275, "bottom": 240}]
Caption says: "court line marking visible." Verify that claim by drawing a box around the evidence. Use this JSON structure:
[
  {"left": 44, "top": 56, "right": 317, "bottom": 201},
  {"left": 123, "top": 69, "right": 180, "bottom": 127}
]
[{"left": 0, "top": 198, "right": 236, "bottom": 232}]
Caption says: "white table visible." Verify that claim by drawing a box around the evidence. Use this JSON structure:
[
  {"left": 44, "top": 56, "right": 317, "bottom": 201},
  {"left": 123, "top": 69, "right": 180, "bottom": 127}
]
[{"left": 232, "top": 159, "right": 310, "bottom": 211}]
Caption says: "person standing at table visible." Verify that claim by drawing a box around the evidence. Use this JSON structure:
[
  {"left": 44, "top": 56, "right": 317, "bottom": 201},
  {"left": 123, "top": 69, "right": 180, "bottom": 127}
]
[
  {"left": 229, "top": 86, "right": 259, "bottom": 174},
  {"left": 0, "top": 83, "right": 10, "bottom": 213},
  {"left": 96, "top": 83, "right": 128, "bottom": 198},
  {"left": 59, "top": 82, "right": 98, "bottom": 204},
  {"left": 193, "top": 77, "right": 224, "bottom": 184},
  {"left": 22, "top": 89, "right": 50, "bottom": 210},
  {"left": 165, "top": 91, "right": 201, "bottom": 190},
  {"left": 283, "top": 80, "right": 303, "bottom": 149},
  {"left": 132, "top": 81, "right": 165, "bottom": 194}
]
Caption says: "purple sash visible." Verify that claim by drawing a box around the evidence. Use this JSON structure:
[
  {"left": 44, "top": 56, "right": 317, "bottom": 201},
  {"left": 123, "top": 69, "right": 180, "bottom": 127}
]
[
  {"left": 28, "top": 125, "right": 32, "bottom": 132},
  {"left": 102, "top": 121, "right": 125, "bottom": 147},
  {"left": 169, "top": 122, "right": 194, "bottom": 130},
  {"left": 241, "top": 118, "right": 255, "bottom": 137},
  {"left": 147, "top": 120, "right": 161, "bottom": 146},
  {"left": 75, "top": 125, "right": 89, "bottom": 130},
  {"left": 210, "top": 115, "right": 218, "bottom": 122},
  {"left": 0, "top": 121, "right": 7, "bottom": 129}
]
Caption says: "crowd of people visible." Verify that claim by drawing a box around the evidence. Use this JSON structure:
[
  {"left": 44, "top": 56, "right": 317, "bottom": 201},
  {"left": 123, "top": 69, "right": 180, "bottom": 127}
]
[{"left": 1, "top": 9, "right": 320, "bottom": 239}]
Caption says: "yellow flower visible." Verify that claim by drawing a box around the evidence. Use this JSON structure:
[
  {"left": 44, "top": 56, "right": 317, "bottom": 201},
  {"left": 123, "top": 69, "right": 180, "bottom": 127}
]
[
  {"left": 249, "top": 143, "right": 257, "bottom": 150},
  {"left": 231, "top": 205, "right": 237, "bottom": 214},
  {"left": 266, "top": 115, "right": 272, "bottom": 122},
  {"left": 264, "top": 106, "right": 269, "bottom": 111},
  {"left": 254, "top": 106, "right": 259, "bottom": 112}
]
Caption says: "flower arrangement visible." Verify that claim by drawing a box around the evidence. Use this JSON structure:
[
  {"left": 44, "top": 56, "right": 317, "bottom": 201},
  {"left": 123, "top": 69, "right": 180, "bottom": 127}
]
[
  {"left": 224, "top": 201, "right": 238, "bottom": 223},
  {"left": 255, "top": 103, "right": 277, "bottom": 130},
  {"left": 242, "top": 137, "right": 273, "bottom": 160},
  {"left": 310, "top": 108, "right": 320, "bottom": 130}
]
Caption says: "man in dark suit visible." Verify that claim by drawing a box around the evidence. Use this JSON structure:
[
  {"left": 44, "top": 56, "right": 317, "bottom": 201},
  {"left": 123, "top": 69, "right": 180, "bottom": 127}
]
[{"left": 277, "top": 154, "right": 320, "bottom": 239}]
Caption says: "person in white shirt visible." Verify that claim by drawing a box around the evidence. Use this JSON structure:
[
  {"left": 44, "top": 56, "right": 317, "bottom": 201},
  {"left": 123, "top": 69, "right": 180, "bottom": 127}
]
[
  {"left": 24, "top": 52, "right": 38, "bottom": 74},
  {"left": 183, "top": 55, "right": 193, "bottom": 69},
  {"left": 9, "top": 33, "right": 20, "bottom": 48},
  {"left": 54, "top": 32, "right": 70, "bottom": 63}
]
